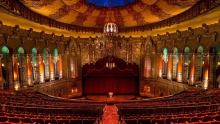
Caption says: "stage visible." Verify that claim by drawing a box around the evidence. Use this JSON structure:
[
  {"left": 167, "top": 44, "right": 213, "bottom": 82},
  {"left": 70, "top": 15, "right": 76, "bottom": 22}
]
[{"left": 86, "top": 95, "right": 136, "bottom": 101}]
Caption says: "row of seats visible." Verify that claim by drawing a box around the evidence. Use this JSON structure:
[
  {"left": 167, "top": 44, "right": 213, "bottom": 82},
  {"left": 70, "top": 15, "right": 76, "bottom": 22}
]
[{"left": 0, "top": 116, "right": 97, "bottom": 124}]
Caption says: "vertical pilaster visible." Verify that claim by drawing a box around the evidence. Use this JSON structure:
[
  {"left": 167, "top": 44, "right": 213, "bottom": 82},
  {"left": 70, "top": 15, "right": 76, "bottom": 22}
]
[
  {"left": 12, "top": 54, "right": 19, "bottom": 90},
  {"left": 167, "top": 53, "right": 172, "bottom": 80},
  {"left": 158, "top": 54, "right": 163, "bottom": 78},
  {"left": 59, "top": 54, "right": 63, "bottom": 79},
  {"left": 203, "top": 53, "right": 210, "bottom": 89},
  {"left": 177, "top": 53, "right": 183, "bottom": 82},
  {"left": 189, "top": 53, "right": 195, "bottom": 85},
  {"left": 26, "top": 54, "right": 33, "bottom": 86},
  {"left": 38, "top": 54, "right": 44, "bottom": 83},
  {"left": 49, "top": 54, "right": 55, "bottom": 81},
  {"left": 0, "top": 54, "right": 3, "bottom": 89}
]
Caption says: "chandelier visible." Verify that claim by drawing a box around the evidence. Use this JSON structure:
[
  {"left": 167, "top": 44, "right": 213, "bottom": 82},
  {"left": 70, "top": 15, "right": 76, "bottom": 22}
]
[{"left": 103, "top": 22, "right": 118, "bottom": 37}]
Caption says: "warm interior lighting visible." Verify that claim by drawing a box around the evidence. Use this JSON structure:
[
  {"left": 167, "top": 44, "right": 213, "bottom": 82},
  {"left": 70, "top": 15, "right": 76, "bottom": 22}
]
[
  {"left": 103, "top": 22, "right": 118, "bottom": 37},
  {"left": 2, "top": 63, "right": 4, "bottom": 67},
  {"left": 106, "top": 56, "right": 115, "bottom": 69}
]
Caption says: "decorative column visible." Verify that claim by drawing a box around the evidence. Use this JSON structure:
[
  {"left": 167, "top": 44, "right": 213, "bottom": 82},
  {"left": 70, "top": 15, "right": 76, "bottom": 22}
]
[
  {"left": 177, "top": 53, "right": 183, "bottom": 82},
  {"left": 0, "top": 54, "right": 3, "bottom": 89},
  {"left": 26, "top": 54, "right": 33, "bottom": 86},
  {"left": 49, "top": 54, "right": 55, "bottom": 81},
  {"left": 203, "top": 53, "right": 210, "bottom": 89},
  {"left": 12, "top": 54, "right": 19, "bottom": 90},
  {"left": 38, "top": 54, "right": 44, "bottom": 83},
  {"left": 59, "top": 54, "right": 63, "bottom": 79},
  {"left": 158, "top": 54, "right": 163, "bottom": 78},
  {"left": 167, "top": 53, "right": 173, "bottom": 80},
  {"left": 189, "top": 53, "right": 195, "bottom": 85}
]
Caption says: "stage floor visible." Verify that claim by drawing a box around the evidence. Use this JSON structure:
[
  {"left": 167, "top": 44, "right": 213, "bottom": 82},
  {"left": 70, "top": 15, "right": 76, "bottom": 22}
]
[{"left": 86, "top": 95, "right": 136, "bottom": 101}]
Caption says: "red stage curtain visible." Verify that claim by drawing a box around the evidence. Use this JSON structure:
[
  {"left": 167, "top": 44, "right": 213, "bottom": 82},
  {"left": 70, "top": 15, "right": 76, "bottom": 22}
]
[
  {"left": 83, "top": 56, "right": 139, "bottom": 95},
  {"left": 84, "top": 77, "right": 138, "bottom": 94}
]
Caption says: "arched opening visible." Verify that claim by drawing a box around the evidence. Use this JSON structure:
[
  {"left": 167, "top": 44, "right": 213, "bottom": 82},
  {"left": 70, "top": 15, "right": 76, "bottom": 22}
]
[
  {"left": 32, "top": 48, "right": 38, "bottom": 83},
  {"left": 184, "top": 47, "right": 190, "bottom": 83},
  {"left": 53, "top": 49, "right": 59, "bottom": 79},
  {"left": 1, "top": 46, "right": 12, "bottom": 90},
  {"left": 18, "top": 47, "right": 25, "bottom": 87},
  {"left": 162, "top": 48, "right": 168, "bottom": 78},
  {"left": 211, "top": 45, "right": 220, "bottom": 88}
]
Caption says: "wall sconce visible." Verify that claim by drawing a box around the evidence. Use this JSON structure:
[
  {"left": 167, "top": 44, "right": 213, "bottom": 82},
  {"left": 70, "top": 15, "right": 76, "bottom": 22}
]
[{"left": 2, "top": 63, "right": 4, "bottom": 67}]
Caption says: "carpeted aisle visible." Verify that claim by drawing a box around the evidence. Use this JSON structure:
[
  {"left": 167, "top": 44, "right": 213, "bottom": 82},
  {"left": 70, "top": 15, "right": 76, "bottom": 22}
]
[{"left": 102, "top": 105, "right": 119, "bottom": 124}]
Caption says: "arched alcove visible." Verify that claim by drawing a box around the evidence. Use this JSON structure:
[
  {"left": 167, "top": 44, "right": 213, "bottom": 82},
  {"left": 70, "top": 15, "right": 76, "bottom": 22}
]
[
  {"left": 162, "top": 48, "right": 168, "bottom": 77},
  {"left": 32, "top": 48, "right": 38, "bottom": 82}
]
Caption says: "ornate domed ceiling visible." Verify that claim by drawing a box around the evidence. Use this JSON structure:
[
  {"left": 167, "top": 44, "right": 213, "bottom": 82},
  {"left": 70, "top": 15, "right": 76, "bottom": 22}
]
[
  {"left": 86, "top": 0, "right": 135, "bottom": 7},
  {"left": 19, "top": 0, "right": 200, "bottom": 28}
]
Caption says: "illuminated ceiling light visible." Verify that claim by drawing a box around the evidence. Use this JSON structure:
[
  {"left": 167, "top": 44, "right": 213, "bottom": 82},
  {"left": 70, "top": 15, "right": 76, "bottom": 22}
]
[{"left": 103, "top": 22, "right": 118, "bottom": 37}]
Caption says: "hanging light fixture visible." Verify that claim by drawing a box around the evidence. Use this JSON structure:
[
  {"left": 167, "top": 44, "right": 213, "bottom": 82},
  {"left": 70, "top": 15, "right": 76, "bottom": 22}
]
[
  {"left": 106, "top": 55, "right": 115, "bottom": 69},
  {"left": 103, "top": 22, "right": 118, "bottom": 37}
]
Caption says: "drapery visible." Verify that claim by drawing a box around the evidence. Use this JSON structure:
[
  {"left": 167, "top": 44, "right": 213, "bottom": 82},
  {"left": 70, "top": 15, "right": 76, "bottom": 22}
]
[{"left": 83, "top": 56, "right": 139, "bottom": 95}]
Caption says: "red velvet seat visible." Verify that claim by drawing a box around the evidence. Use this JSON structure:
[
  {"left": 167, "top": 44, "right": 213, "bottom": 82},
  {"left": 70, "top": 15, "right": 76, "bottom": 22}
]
[
  {"left": 44, "top": 119, "right": 58, "bottom": 124},
  {"left": 83, "top": 119, "right": 96, "bottom": 124},
  {"left": 211, "top": 121, "right": 220, "bottom": 124},
  {"left": 137, "top": 119, "right": 151, "bottom": 124},
  {"left": 215, "top": 115, "right": 220, "bottom": 121},
  {"left": 19, "top": 117, "right": 32, "bottom": 123},
  {"left": 203, "top": 116, "right": 216, "bottom": 122},
  {"left": 69, "top": 119, "right": 83, "bottom": 124},
  {"left": 178, "top": 117, "right": 191, "bottom": 123},
  {"left": 191, "top": 117, "right": 204, "bottom": 122},
  {"left": 57, "top": 119, "right": 70, "bottom": 124},
  {"left": 0, "top": 116, "right": 8, "bottom": 122},
  {"left": 151, "top": 118, "right": 165, "bottom": 124},
  {"left": 7, "top": 117, "right": 20, "bottom": 123},
  {"left": 124, "top": 119, "right": 137, "bottom": 124},
  {"left": 195, "top": 122, "right": 211, "bottom": 124},
  {"left": 32, "top": 118, "right": 45, "bottom": 124},
  {"left": 164, "top": 118, "right": 178, "bottom": 124}
]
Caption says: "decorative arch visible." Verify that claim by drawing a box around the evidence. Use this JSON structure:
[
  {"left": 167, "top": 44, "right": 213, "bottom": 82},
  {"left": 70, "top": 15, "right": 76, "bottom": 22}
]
[
  {"left": 17, "top": 47, "right": 26, "bottom": 87},
  {"left": 82, "top": 56, "right": 139, "bottom": 95},
  {"left": 1, "top": 46, "right": 13, "bottom": 90},
  {"left": 162, "top": 48, "right": 168, "bottom": 76}
]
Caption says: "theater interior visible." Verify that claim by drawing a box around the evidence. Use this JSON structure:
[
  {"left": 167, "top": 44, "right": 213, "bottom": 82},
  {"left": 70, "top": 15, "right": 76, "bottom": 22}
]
[{"left": 1, "top": 0, "right": 220, "bottom": 124}]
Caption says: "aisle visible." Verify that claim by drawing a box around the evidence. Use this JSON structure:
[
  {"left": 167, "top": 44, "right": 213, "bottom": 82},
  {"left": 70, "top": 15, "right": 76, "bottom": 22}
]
[{"left": 102, "top": 105, "right": 119, "bottom": 124}]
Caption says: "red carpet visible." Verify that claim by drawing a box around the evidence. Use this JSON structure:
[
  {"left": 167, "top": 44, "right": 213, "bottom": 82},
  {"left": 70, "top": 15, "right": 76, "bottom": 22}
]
[{"left": 102, "top": 105, "right": 119, "bottom": 124}]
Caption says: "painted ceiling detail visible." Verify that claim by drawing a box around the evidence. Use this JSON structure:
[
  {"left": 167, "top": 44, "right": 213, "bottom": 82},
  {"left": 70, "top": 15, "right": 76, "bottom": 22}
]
[
  {"left": 19, "top": 0, "right": 199, "bottom": 28},
  {"left": 85, "top": 0, "right": 135, "bottom": 7}
]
